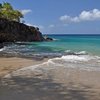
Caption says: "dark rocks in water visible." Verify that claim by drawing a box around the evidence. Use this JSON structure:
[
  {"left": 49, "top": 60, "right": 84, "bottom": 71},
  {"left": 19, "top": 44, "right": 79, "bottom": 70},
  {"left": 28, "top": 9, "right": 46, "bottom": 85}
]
[
  {"left": 45, "top": 37, "right": 53, "bottom": 41},
  {"left": 0, "top": 43, "right": 3, "bottom": 49},
  {"left": 0, "top": 18, "right": 44, "bottom": 43},
  {"left": 43, "top": 35, "right": 53, "bottom": 41}
]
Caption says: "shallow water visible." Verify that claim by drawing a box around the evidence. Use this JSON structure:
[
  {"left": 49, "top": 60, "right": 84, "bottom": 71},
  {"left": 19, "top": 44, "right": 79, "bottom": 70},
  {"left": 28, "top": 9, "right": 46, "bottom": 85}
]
[
  {"left": 1, "top": 34, "right": 100, "bottom": 56},
  {"left": 1, "top": 34, "right": 100, "bottom": 100},
  {"left": 1, "top": 34, "right": 100, "bottom": 70}
]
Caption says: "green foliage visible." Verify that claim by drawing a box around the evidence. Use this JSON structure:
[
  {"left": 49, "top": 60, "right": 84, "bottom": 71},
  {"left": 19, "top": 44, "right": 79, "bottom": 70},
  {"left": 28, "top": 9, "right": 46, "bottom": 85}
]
[
  {"left": 3, "top": 2, "right": 13, "bottom": 10},
  {"left": 0, "top": 3, "right": 2, "bottom": 9},
  {"left": 0, "top": 2, "right": 23, "bottom": 22}
]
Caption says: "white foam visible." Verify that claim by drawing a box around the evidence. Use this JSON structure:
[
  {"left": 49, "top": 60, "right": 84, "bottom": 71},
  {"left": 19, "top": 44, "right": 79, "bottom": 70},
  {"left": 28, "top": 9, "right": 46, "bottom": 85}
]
[
  {"left": 64, "top": 50, "right": 88, "bottom": 55},
  {"left": 53, "top": 38, "right": 59, "bottom": 41},
  {"left": 0, "top": 48, "right": 3, "bottom": 52},
  {"left": 64, "top": 50, "right": 71, "bottom": 53},
  {"left": 4, "top": 54, "right": 100, "bottom": 78},
  {"left": 75, "top": 51, "right": 87, "bottom": 55},
  {"left": 61, "top": 55, "right": 91, "bottom": 62},
  {"left": 0, "top": 47, "right": 5, "bottom": 51}
]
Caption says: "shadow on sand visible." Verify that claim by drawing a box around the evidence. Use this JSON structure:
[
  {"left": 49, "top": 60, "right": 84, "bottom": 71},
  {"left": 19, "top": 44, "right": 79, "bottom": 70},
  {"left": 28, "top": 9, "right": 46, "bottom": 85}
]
[{"left": 0, "top": 76, "right": 99, "bottom": 100}]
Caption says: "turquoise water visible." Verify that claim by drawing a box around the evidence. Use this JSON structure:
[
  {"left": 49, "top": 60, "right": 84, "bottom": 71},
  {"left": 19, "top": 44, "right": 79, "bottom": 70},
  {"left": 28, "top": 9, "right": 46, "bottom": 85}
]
[
  {"left": 30, "top": 34, "right": 100, "bottom": 55},
  {"left": 1, "top": 34, "right": 100, "bottom": 71},
  {"left": 1, "top": 34, "right": 100, "bottom": 56}
]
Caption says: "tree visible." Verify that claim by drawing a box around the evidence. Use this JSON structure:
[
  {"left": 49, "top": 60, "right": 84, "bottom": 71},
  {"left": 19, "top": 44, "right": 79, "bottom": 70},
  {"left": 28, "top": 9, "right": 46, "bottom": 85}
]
[
  {"left": 2, "top": 2, "right": 13, "bottom": 10},
  {"left": 0, "top": 2, "right": 23, "bottom": 22},
  {"left": 0, "top": 3, "right": 2, "bottom": 9},
  {"left": 13, "top": 10, "right": 23, "bottom": 22}
]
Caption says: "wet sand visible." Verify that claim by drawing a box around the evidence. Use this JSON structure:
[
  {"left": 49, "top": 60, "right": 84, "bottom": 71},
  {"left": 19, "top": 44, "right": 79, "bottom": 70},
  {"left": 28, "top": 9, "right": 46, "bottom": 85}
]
[
  {"left": 0, "top": 57, "right": 47, "bottom": 78},
  {"left": 0, "top": 57, "right": 100, "bottom": 100}
]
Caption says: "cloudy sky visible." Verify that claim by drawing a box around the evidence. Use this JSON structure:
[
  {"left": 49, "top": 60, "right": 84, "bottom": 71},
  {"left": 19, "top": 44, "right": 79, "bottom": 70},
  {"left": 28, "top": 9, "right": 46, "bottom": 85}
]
[{"left": 0, "top": 0, "right": 100, "bottom": 34}]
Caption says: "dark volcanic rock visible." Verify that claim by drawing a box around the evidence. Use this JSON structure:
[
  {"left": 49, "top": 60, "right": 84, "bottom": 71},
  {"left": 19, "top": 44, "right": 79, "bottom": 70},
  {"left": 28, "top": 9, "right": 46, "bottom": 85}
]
[
  {"left": 0, "top": 43, "right": 3, "bottom": 49},
  {"left": 44, "top": 36, "right": 53, "bottom": 41},
  {"left": 45, "top": 37, "right": 53, "bottom": 41},
  {"left": 0, "top": 18, "right": 44, "bottom": 43}
]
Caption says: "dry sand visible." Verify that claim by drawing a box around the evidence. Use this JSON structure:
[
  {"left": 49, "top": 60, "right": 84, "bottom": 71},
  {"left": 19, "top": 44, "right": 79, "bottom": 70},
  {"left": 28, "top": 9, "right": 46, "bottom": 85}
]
[{"left": 0, "top": 57, "right": 100, "bottom": 100}]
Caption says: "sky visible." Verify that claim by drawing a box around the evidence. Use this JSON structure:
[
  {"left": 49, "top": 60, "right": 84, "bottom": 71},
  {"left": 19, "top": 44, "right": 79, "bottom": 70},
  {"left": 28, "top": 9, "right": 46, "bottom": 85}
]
[{"left": 0, "top": 0, "right": 100, "bottom": 34}]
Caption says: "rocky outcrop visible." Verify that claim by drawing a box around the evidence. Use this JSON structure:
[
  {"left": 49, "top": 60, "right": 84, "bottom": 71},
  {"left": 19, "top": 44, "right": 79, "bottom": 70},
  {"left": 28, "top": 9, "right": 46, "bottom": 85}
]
[
  {"left": 43, "top": 35, "right": 53, "bottom": 41},
  {"left": 0, "top": 18, "right": 44, "bottom": 43},
  {"left": 0, "top": 43, "right": 3, "bottom": 49},
  {"left": 44, "top": 37, "right": 53, "bottom": 41}
]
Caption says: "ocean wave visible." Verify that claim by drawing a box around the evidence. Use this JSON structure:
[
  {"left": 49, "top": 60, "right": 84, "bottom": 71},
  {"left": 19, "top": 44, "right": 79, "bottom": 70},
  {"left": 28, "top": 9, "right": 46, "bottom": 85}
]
[
  {"left": 0, "top": 47, "right": 6, "bottom": 52},
  {"left": 4, "top": 54, "right": 100, "bottom": 78},
  {"left": 64, "top": 50, "right": 88, "bottom": 55},
  {"left": 75, "top": 51, "right": 88, "bottom": 55},
  {"left": 61, "top": 55, "right": 91, "bottom": 62},
  {"left": 0, "top": 48, "right": 4, "bottom": 52},
  {"left": 53, "top": 38, "right": 59, "bottom": 41},
  {"left": 47, "top": 54, "right": 100, "bottom": 71}
]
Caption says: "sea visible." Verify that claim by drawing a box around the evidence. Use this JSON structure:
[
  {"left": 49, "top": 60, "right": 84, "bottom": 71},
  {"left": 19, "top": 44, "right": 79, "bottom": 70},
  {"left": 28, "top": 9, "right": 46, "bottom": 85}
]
[{"left": 1, "top": 34, "right": 100, "bottom": 72}]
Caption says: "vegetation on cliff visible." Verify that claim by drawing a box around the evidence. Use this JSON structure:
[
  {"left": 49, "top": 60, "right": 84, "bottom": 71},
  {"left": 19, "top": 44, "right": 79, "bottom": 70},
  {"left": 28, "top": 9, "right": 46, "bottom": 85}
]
[
  {"left": 0, "top": 2, "right": 52, "bottom": 44},
  {"left": 0, "top": 2, "right": 45, "bottom": 43},
  {"left": 0, "top": 2, "right": 23, "bottom": 22}
]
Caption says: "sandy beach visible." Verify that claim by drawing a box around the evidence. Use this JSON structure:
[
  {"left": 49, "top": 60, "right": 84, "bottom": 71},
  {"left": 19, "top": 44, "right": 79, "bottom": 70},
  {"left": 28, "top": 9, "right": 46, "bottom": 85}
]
[
  {"left": 0, "top": 57, "right": 47, "bottom": 78},
  {"left": 0, "top": 0, "right": 100, "bottom": 99},
  {"left": 0, "top": 57, "right": 100, "bottom": 100}
]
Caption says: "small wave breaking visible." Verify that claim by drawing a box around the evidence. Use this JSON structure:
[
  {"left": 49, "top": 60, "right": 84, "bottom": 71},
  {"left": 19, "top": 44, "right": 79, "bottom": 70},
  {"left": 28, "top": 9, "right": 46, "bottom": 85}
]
[
  {"left": 4, "top": 54, "right": 100, "bottom": 78},
  {"left": 64, "top": 50, "right": 88, "bottom": 55},
  {"left": 0, "top": 47, "right": 6, "bottom": 52}
]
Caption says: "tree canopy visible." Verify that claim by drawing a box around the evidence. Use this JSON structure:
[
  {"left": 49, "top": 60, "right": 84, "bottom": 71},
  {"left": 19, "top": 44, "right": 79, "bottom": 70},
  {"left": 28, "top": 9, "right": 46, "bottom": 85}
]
[{"left": 0, "top": 2, "right": 23, "bottom": 22}]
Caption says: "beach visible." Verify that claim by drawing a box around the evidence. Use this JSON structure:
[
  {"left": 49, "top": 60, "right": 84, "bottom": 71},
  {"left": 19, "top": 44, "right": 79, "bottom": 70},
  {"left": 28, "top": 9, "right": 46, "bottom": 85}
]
[
  {"left": 0, "top": 34, "right": 100, "bottom": 100},
  {"left": 0, "top": 0, "right": 100, "bottom": 99},
  {"left": 0, "top": 57, "right": 47, "bottom": 78},
  {"left": 0, "top": 57, "right": 100, "bottom": 100}
]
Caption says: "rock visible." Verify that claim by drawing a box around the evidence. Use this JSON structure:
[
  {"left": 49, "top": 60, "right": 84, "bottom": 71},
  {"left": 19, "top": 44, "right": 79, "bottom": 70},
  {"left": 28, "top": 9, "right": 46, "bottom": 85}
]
[
  {"left": 43, "top": 35, "right": 53, "bottom": 41},
  {"left": 0, "top": 18, "right": 44, "bottom": 43},
  {"left": 45, "top": 37, "right": 53, "bottom": 41},
  {"left": 0, "top": 43, "right": 3, "bottom": 49}
]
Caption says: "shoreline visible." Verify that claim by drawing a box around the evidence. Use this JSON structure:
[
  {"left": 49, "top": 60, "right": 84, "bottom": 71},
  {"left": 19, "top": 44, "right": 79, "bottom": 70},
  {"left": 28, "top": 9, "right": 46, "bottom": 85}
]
[
  {"left": 0, "top": 56, "right": 100, "bottom": 99},
  {"left": 0, "top": 57, "right": 48, "bottom": 78}
]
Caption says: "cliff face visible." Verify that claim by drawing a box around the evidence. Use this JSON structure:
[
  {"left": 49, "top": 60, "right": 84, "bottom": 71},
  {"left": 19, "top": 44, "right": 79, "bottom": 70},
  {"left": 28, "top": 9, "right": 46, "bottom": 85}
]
[{"left": 0, "top": 18, "right": 44, "bottom": 43}]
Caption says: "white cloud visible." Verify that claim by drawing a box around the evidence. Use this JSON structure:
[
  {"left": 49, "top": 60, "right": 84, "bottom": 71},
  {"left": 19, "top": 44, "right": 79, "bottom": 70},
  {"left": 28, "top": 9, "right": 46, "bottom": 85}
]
[
  {"left": 21, "top": 9, "right": 32, "bottom": 15},
  {"left": 79, "top": 9, "right": 100, "bottom": 21},
  {"left": 60, "top": 15, "right": 80, "bottom": 23},
  {"left": 60, "top": 9, "right": 100, "bottom": 23},
  {"left": 38, "top": 25, "right": 44, "bottom": 29},
  {"left": 60, "top": 15, "right": 71, "bottom": 22},
  {"left": 26, "top": 23, "right": 33, "bottom": 26},
  {"left": 25, "top": 23, "right": 44, "bottom": 30},
  {"left": 48, "top": 24, "right": 55, "bottom": 28}
]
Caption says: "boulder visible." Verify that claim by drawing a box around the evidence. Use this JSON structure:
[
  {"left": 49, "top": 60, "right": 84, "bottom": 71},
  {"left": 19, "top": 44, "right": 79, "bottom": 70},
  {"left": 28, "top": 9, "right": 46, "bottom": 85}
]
[{"left": 43, "top": 35, "right": 53, "bottom": 41}]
